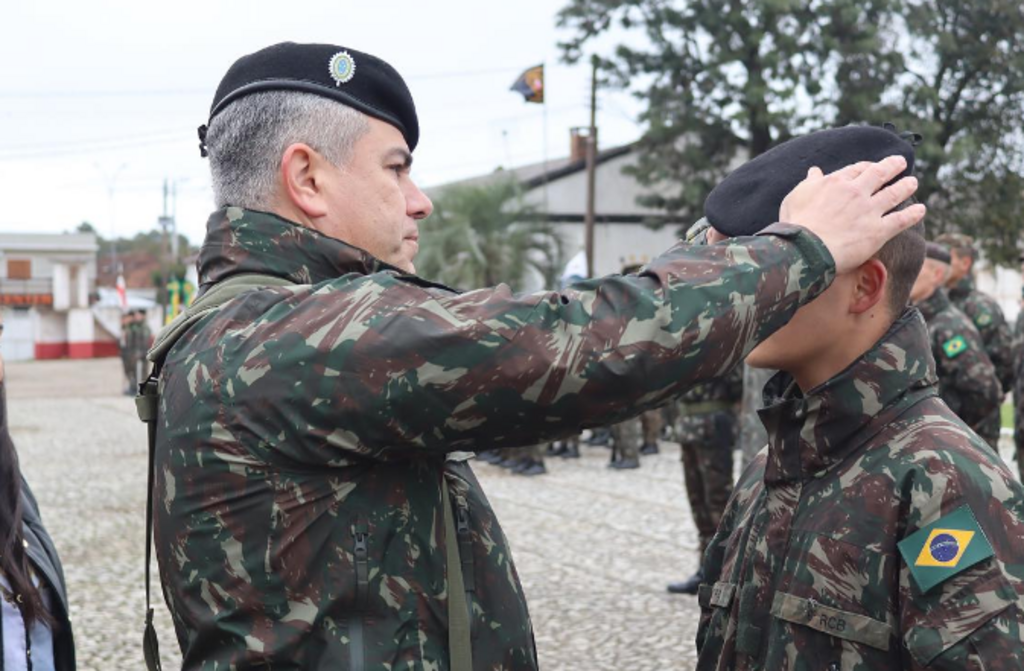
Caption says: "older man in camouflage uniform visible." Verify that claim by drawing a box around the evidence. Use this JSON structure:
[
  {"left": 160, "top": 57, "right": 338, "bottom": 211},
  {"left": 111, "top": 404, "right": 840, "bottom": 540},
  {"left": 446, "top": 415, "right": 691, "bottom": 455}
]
[
  {"left": 144, "top": 43, "right": 923, "bottom": 670},
  {"left": 935, "top": 233, "right": 1014, "bottom": 448},
  {"left": 697, "top": 127, "right": 1024, "bottom": 669},
  {"left": 912, "top": 243, "right": 1003, "bottom": 435},
  {"left": 667, "top": 365, "right": 743, "bottom": 595}
]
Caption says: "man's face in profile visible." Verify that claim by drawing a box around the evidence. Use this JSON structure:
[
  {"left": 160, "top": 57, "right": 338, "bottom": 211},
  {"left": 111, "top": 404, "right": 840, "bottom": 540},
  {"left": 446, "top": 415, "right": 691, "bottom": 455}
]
[
  {"left": 910, "top": 258, "right": 948, "bottom": 304},
  {"left": 315, "top": 118, "right": 433, "bottom": 273}
]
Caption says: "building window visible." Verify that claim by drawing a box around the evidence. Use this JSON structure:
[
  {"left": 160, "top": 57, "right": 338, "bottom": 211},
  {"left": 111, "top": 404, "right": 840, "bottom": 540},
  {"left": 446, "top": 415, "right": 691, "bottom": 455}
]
[{"left": 7, "top": 260, "right": 31, "bottom": 280}]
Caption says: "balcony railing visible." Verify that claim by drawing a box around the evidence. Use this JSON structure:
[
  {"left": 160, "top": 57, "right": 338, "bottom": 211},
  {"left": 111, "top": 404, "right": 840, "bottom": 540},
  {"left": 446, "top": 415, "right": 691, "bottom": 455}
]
[
  {"left": 0, "top": 278, "right": 53, "bottom": 294},
  {"left": 0, "top": 278, "right": 54, "bottom": 307}
]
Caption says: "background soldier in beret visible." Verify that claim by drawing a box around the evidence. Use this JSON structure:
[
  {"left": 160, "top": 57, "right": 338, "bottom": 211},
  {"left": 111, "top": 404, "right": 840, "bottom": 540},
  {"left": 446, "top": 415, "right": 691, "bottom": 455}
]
[
  {"left": 695, "top": 125, "right": 1024, "bottom": 670},
  {"left": 934, "top": 232, "right": 1014, "bottom": 448},
  {"left": 911, "top": 243, "right": 1003, "bottom": 435},
  {"left": 144, "top": 42, "right": 923, "bottom": 670}
]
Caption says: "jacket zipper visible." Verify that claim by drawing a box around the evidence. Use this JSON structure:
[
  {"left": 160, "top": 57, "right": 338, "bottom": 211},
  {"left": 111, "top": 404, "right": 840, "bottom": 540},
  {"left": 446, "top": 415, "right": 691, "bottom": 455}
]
[{"left": 350, "top": 519, "right": 369, "bottom": 671}]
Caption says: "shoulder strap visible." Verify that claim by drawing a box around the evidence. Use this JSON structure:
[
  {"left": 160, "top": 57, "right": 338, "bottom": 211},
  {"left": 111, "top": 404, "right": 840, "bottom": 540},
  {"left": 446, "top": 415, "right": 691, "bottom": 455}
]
[
  {"left": 135, "top": 273, "right": 297, "bottom": 671},
  {"left": 441, "top": 478, "right": 473, "bottom": 671}
]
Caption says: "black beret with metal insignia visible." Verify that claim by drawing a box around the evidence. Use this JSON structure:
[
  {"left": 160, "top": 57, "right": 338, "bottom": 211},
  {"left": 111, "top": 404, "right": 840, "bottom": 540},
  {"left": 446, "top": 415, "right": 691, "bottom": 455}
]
[
  {"left": 704, "top": 124, "right": 918, "bottom": 237},
  {"left": 201, "top": 42, "right": 419, "bottom": 154},
  {"left": 925, "top": 242, "right": 952, "bottom": 264}
]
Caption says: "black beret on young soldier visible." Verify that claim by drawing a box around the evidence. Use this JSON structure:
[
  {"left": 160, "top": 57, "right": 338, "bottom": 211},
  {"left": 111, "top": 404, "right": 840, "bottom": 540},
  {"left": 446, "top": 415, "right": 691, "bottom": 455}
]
[
  {"left": 198, "top": 42, "right": 419, "bottom": 155},
  {"left": 925, "top": 242, "right": 953, "bottom": 264},
  {"left": 705, "top": 125, "right": 919, "bottom": 237}
]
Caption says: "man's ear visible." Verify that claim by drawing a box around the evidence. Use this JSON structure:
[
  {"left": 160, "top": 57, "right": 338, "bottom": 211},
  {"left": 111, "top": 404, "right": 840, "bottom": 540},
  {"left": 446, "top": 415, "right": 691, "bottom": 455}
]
[
  {"left": 280, "top": 143, "right": 329, "bottom": 219},
  {"left": 850, "top": 259, "right": 888, "bottom": 315}
]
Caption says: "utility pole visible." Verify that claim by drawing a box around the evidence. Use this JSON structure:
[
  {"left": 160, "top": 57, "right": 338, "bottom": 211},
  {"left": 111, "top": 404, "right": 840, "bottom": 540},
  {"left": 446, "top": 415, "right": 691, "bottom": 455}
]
[
  {"left": 158, "top": 179, "right": 174, "bottom": 313},
  {"left": 584, "top": 56, "right": 598, "bottom": 278}
]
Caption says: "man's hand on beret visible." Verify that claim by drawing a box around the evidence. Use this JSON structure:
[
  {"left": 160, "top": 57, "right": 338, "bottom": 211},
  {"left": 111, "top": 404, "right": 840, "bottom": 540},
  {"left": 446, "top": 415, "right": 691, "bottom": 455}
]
[{"left": 779, "top": 155, "right": 926, "bottom": 273}]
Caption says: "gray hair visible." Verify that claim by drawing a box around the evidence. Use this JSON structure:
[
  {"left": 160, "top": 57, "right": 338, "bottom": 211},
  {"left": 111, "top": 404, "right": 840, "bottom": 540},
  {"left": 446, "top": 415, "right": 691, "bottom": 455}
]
[{"left": 205, "top": 91, "right": 370, "bottom": 209}]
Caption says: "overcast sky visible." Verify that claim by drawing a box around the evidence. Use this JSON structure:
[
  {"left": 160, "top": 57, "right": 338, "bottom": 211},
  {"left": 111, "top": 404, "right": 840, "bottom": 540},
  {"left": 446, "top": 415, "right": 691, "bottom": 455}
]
[{"left": 0, "top": 1, "right": 644, "bottom": 250}]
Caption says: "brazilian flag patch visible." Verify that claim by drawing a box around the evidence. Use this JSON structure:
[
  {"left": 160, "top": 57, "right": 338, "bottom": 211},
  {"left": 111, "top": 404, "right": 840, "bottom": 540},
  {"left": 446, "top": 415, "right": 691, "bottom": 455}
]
[
  {"left": 942, "top": 335, "right": 968, "bottom": 359},
  {"left": 975, "top": 311, "right": 992, "bottom": 328},
  {"left": 898, "top": 505, "right": 995, "bottom": 593}
]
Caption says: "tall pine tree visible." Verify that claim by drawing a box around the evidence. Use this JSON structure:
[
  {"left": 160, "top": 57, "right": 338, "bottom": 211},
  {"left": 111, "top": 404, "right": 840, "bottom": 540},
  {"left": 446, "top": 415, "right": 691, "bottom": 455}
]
[{"left": 558, "top": 0, "right": 1024, "bottom": 263}]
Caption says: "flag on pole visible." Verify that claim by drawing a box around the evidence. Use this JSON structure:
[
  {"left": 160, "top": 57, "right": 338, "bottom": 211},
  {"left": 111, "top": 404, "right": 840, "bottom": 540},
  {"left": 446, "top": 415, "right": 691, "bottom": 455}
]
[
  {"left": 510, "top": 64, "right": 544, "bottom": 103},
  {"left": 116, "top": 272, "right": 128, "bottom": 311}
]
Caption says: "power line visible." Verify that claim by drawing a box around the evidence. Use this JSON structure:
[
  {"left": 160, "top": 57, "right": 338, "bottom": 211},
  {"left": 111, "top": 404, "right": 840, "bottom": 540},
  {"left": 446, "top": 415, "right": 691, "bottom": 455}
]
[{"left": 0, "top": 65, "right": 531, "bottom": 100}]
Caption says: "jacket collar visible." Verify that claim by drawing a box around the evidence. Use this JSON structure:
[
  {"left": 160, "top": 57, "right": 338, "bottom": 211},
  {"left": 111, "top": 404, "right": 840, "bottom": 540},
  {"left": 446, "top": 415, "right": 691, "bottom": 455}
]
[
  {"left": 758, "top": 309, "right": 938, "bottom": 484},
  {"left": 196, "top": 207, "right": 398, "bottom": 291},
  {"left": 915, "top": 287, "right": 951, "bottom": 322},
  {"left": 948, "top": 275, "right": 974, "bottom": 302}
]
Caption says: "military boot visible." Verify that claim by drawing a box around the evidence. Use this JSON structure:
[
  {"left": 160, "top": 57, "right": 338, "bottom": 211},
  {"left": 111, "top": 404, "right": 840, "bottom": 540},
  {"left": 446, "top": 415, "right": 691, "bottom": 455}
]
[
  {"left": 667, "top": 568, "right": 703, "bottom": 595},
  {"left": 607, "top": 456, "right": 640, "bottom": 470},
  {"left": 639, "top": 442, "right": 659, "bottom": 455}
]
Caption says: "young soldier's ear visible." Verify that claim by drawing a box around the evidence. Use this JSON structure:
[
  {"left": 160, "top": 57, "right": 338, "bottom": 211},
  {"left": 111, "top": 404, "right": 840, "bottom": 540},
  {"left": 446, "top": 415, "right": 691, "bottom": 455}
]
[
  {"left": 849, "top": 259, "right": 888, "bottom": 315},
  {"left": 280, "top": 143, "right": 329, "bottom": 219}
]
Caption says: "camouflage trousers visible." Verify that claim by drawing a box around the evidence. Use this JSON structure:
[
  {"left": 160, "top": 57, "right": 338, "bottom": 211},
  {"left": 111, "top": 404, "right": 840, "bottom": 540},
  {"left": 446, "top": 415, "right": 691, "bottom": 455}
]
[
  {"left": 641, "top": 409, "right": 663, "bottom": 445},
  {"left": 677, "top": 410, "right": 737, "bottom": 555},
  {"left": 610, "top": 417, "right": 641, "bottom": 461}
]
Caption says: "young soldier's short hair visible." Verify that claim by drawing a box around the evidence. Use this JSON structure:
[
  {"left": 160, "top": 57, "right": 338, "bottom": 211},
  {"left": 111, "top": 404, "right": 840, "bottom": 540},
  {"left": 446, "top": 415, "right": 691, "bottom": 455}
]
[{"left": 874, "top": 202, "right": 926, "bottom": 317}]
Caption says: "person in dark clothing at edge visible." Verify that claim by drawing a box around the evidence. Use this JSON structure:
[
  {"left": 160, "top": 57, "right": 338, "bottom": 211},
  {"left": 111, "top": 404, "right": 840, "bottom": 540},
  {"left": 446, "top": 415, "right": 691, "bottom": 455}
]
[{"left": 0, "top": 319, "right": 76, "bottom": 670}]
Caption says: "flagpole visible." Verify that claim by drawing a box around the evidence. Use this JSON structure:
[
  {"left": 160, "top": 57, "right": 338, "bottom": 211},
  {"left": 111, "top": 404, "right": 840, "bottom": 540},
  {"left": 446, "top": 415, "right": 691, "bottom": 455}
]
[{"left": 542, "top": 61, "right": 550, "bottom": 218}]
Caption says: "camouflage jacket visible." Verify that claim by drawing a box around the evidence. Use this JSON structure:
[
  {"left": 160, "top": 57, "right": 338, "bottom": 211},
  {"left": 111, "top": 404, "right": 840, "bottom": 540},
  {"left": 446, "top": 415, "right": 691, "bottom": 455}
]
[
  {"left": 679, "top": 365, "right": 744, "bottom": 408},
  {"left": 154, "top": 207, "right": 835, "bottom": 670},
  {"left": 948, "top": 276, "right": 1015, "bottom": 391},
  {"left": 696, "top": 309, "right": 1024, "bottom": 670},
  {"left": 916, "top": 288, "right": 1002, "bottom": 432}
]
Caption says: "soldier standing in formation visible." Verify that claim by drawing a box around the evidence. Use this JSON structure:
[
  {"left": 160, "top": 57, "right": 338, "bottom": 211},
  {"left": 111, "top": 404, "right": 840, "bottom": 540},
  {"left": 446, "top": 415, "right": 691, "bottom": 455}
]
[
  {"left": 1014, "top": 252, "right": 1024, "bottom": 481},
  {"left": 119, "top": 311, "right": 134, "bottom": 395},
  {"left": 935, "top": 233, "right": 1014, "bottom": 448},
  {"left": 911, "top": 243, "right": 1002, "bottom": 436},
  {"left": 141, "top": 42, "right": 922, "bottom": 669},
  {"left": 120, "top": 310, "right": 151, "bottom": 395},
  {"left": 696, "top": 125, "right": 1024, "bottom": 669},
  {"left": 667, "top": 364, "right": 743, "bottom": 595}
]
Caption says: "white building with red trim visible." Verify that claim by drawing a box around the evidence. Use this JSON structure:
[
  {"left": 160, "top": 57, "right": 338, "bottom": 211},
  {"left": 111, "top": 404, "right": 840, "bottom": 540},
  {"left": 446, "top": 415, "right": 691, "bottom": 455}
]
[{"left": 0, "top": 232, "right": 120, "bottom": 361}]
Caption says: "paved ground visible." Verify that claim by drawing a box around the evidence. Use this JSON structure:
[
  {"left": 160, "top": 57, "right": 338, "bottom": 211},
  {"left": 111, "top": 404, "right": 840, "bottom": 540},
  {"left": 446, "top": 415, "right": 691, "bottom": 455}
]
[
  {"left": 11, "top": 357, "right": 1020, "bottom": 670},
  {"left": 7, "top": 357, "right": 704, "bottom": 670}
]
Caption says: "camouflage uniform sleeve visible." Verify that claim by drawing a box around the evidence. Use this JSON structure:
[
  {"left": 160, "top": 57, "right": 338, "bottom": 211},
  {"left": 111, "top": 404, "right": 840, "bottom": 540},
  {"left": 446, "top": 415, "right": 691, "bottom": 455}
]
[
  {"left": 1016, "top": 357, "right": 1024, "bottom": 455},
  {"left": 226, "top": 225, "right": 834, "bottom": 463},
  {"left": 899, "top": 453, "right": 1024, "bottom": 668},
  {"left": 974, "top": 297, "right": 1015, "bottom": 392},
  {"left": 933, "top": 322, "right": 1002, "bottom": 430}
]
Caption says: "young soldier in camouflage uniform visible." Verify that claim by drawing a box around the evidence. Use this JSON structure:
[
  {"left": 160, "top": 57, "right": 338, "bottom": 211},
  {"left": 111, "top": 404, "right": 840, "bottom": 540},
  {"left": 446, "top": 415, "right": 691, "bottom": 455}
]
[
  {"left": 146, "top": 43, "right": 923, "bottom": 670},
  {"left": 935, "top": 233, "right": 1014, "bottom": 448},
  {"left": 667, "top": 365, "right": 743, "bottom": 595},
  {"left": 697, "top": 126, "right": 1024, "bottom": 670},
  {"left": 911, "top": 243, "right": 1003, "bottom": 436}
]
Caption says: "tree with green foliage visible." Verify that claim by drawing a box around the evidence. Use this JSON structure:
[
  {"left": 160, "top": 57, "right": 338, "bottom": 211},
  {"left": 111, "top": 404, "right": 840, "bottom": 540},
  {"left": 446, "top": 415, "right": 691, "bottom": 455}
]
[
  {"left": 557, "top": 0, "right": 1024, "bottom": 263},
  {"left": 417, "top": 178, "right": 565, "bottom": 290}
]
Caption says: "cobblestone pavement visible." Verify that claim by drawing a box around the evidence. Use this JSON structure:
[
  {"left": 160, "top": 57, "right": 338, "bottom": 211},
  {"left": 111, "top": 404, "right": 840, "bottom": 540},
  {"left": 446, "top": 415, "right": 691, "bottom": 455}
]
[
  {"left": 6, "top": 357, "right": 705, "bottom": 670},
  {"left": 8, "top": 357, "right": 1020, "bottom": 670}
]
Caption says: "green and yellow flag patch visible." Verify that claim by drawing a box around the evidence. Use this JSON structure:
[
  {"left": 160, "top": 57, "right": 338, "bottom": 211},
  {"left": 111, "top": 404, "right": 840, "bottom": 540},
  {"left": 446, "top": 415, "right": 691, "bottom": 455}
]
[
  {"left": 942, "top": 335, "right": 968, "bottom": 359},
  {"left": 898, "top": 505, "right": 994, "bottom": 593},
  {"left": 975, "top": 311, "right": 992, "bottom": 328}
]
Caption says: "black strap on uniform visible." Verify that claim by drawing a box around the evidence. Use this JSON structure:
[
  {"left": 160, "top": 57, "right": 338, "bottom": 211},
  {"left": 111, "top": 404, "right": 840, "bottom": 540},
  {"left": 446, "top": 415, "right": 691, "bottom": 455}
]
[
  {"left": 134, "top": 273, "right": 297, "bottom": 671},
  {"left": 136, "top": 374, "right": 162, "bottom": 671}
]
